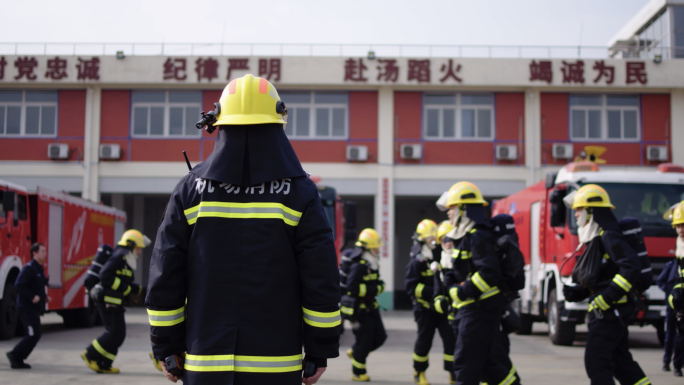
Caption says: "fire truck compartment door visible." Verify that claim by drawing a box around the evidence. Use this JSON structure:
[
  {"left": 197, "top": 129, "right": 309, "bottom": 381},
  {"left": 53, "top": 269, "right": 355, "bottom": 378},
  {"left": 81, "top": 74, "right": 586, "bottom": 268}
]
[{"left": 47, "top": 203, "right": 63, "bottom": 288}]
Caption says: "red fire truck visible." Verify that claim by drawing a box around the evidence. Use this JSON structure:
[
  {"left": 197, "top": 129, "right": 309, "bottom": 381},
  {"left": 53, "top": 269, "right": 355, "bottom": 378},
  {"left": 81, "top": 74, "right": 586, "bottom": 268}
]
[
  {"left": 0, "top": 179, "right": 126, "bottom": 339},
  {"left": 492, "top": 162, "right": 684, "bottom": 345}
]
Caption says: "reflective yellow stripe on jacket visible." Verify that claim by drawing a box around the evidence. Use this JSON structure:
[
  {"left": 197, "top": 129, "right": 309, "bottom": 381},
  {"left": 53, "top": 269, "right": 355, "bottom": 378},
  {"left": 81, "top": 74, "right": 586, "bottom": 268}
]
[
  {"left": 184, "top": 354, "right": 302, "bottom": 373},
  {"left": 184, "top": 202, "right": 302, "bottom": 226},
  {"left": 302, "top": 307, "right": 341, "bottom": 328},
  {"left": 147, "top": 306, "right": 186, "bottom": 327}
]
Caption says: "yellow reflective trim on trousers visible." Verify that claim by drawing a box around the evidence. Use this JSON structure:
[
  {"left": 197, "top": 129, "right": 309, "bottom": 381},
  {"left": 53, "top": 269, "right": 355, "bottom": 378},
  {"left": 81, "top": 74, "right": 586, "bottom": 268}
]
[
  {"left": 434, "top": 296, "right": 444, "bottom": 314},
  {"left": 498, "top": 366, "right": 517, "bottom": 385},
  {"left": 352, "top": 358, "right": 366, "bottom": 368},
  {"left": 359, "top": 284, "right": 367, "bottom": 297},
  {"left": 111, "top": 277, "right": 121, "bottom": 290},
  {"left": 634, "top": 376, "right": 651, "bottom": 385},
  {"left": 302, "top": 307, "right": 341, "bottom": 328},
  {"left": 670, "top": 294, "right": 675, "bottom": 309},
  {"left": 413, "top": 353, "right": 429, "bottom": 362},
  {"left": 444, "top": 354, "right": 454, "bottom": 361},
  {"left": 92, "top": 339, "right": 116, "bottom": 361},
  {"left": 415, "top": 283, "right": 425, "bottom": 299},
  {"left": 123, "top": 286, "right": 131, "bottom": 296},
  {"left": 147, "top": 307, "right": 186, "bottom": 326},
  {"left": 471, "top": 272, "right": 491, "bottom": 292},
  {"left": 184, "top": 202, "right": 303, "bottom": 226},
  {"left": 104, "top": 296, "right": 122, "bottom": 305},
  {"left": 674, "top": 283, "right": 684, "bottom": 290},
  {"left": 612, "top": 274, "right": 632, "bottom": 292}
]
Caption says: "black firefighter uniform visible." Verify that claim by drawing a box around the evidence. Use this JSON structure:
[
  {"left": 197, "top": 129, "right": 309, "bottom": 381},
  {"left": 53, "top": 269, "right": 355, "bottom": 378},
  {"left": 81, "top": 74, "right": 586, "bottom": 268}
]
[{"left": 145, "top": 123, "right": 342, "bottom": 385}]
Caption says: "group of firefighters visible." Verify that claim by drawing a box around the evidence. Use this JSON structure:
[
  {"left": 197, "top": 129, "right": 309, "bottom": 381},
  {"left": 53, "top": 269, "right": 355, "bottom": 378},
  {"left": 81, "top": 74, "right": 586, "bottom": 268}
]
[{"left": 3, "top": 74, "right": 684, "bottom": 385}]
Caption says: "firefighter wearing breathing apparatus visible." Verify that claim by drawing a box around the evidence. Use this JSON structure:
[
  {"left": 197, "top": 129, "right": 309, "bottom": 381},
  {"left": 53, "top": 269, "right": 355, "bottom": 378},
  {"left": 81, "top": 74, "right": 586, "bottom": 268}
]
[
  {"left": 341, "top": 228, "right": 387, "bottom": 382},
  {"left": 81, "top": 229, "right": 148, "bottom": 374},
  {"left": 562, "top": 184, "right": 650, "bottom": 385},
  {"left": 405, "top": 219, "right": 456, "bottom": 385},
  {"left": 145, "top": 75, "right": 341, "bottom": 385},
  {"left": 443, "top": 182, "right": 519, "bottom": 385},
  {"left": 658, "top": 200, "right": 684, "bottom": 376}
]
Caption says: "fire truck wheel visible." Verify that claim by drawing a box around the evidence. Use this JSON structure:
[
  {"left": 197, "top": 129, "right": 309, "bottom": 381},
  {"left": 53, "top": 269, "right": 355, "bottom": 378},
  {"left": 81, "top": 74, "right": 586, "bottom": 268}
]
[
  {"left": 548, "top": 288, "right": 576, "bottom": 346},
  {"left": 0, "top": 281, "right": 19, "bottom": 340}
]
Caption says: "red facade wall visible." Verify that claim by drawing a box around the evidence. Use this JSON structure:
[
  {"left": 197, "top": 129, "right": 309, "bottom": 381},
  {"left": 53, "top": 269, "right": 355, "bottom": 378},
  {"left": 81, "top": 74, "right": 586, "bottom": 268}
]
[
  {"left": 495, "top": 93, "right": 525, "bottom": 165},
  {"left": 394, "top": 92, "right": 422, "bottom": 164},
  {"left": 423, "top": 142, "right": 495, "bottom": 164},
  {"left": 100, "top": 90, "right": 130, "bottom": 138},
  {"left": 129, "top": 139, "right": 201, "bottom": 162},
  {"left": 0, "top": 90, "right": 85, "bottom": 161},
  {"left": 541, "top": 93, "right": 670, "bottom": 166}
]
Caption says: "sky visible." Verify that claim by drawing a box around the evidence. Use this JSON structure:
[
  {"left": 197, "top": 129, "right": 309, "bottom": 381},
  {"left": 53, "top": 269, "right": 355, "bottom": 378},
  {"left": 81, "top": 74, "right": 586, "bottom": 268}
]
[{"left": 0, "top": 0, "right": 649, "bottom": 47}]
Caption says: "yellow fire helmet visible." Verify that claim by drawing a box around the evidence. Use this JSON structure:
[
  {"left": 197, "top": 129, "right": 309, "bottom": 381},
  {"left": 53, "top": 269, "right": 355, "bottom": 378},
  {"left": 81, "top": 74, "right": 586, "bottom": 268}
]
[
  {"left": 436, "top": 221, "right": 454, "bottom": 244},
  {"left": 664, "top": 200, "right": 684, "bottom": 227},
  {"left": 415, "top": 219, "right": 438, "bottom": 242},
  {"left": 118, "top": 229, "right": 151, "bottom": 248},
  {"left": 445, "top": 181, "right": 488, "bottom": 208},
  {"left": 213, "top": 74, "right": 287, "bottom": 126},
  {"left": 355, "top": 228, "right": 384, "bottom": 249},
  {"left": 572, "top": 184, "right": 615, "bottom": 209}
]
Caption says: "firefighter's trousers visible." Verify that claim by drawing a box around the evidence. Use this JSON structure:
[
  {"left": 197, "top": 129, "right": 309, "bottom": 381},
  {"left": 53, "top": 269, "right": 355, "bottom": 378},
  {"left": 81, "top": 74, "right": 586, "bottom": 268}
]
[
  {"left": 412, "top": 308, "right": 455, "bottom": 373},
  {"left": 351, "top": 309, "right": 387, "bottom": 375},
  {"left": 11, "top": 307, "right": 42, "bottom": 361},
  {"left": 86, "top": 304, "right": 126, "bottom": 368},
  {"left": 664, "top": 307, "right": 684, "bottom": 369},
  {"left": 585, "top": 306, "right": 649, "bottom": 385},
  {"left": 452, "top": 306, "right": 520, "bottom": 385}
]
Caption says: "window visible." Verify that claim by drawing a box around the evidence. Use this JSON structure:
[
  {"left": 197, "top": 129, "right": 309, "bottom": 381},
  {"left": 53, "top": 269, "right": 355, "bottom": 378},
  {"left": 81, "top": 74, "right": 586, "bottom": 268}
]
[
  {"left": 569, "top": 95, "right": 640, "bottom": 141},
  {"left": 0, "top": 91, "right": 58, "bottom": 137},
  {"left": 16, "top": 194, "right": 27, "bottom": 221},
  {"left": 279, "top": 92, "right": 348, "bottom": 139},
  {"left": 131, "top": 91, "right": 202, "bottom": 137},
  {"left": 423, "top": 93, "right": 494, "bottom": 140}
]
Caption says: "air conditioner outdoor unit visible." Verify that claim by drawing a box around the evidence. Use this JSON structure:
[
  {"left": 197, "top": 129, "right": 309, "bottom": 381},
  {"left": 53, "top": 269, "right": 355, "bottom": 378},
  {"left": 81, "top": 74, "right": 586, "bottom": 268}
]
[
  {"left": 99, "top": 144, "right": 121, "bottom": 160},
  {"left": 646, "top": 145, "right": 668, "bottom": 161},
  {"left": 552, "top": 143, "right": 573, "bottom": 159},
  {"left": 495, "top": 145, "right": 517, "bottom": 161},
  {"left": 47, "top": 143, "right": 69, "bottom": 160},
  {"left": 347, "top": 145, "right": 368, "bottom": 162},
  {"left": 400, "top": 144, "right": 422, "bottom": 160}
]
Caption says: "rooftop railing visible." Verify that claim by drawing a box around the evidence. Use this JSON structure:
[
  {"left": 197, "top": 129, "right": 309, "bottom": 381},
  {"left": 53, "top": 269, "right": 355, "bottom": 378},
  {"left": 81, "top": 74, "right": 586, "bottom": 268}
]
[{"left": 0, "top": 42, "right": 679, "bottom": 59}]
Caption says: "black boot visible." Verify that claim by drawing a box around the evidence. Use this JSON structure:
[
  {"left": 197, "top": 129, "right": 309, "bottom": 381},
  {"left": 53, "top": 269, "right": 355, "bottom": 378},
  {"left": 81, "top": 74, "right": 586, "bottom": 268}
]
[
  {"left": 675, "top": 368, "right": 683, "bottom": 377},
  {"left": 6, "top": 351, "right": 31, "bottom": 369},
  {"left": 664, "top": 362, "right": 671, "bottom": 372}
]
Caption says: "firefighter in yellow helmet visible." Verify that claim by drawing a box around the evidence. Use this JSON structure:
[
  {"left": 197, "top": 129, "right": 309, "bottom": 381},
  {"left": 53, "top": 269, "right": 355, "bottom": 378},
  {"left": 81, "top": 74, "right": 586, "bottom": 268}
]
[
  {"left": 146, "top": 75, "right": 341, "bottom": 385},
  {"left": 339, "top": 228, "right": 387, "bottom": 381},
  {"left": 562, "top": 184, "right": 649, "bottom": 384},
  {"left": 82, "top": 229, "right": 149, "bottom": 374},
  {"left": 405, "top": 219, "right": 456, "bottom": 384},
  {"left": 441, "top": 182, "right": 521, "bottom": 385},
  {"left": 658, "top": 200, "right": 684, "bottom": 375}
]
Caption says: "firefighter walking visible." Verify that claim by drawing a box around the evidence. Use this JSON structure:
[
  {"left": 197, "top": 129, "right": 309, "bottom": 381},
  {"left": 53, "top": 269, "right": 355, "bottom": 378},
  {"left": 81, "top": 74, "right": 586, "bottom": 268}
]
[
  {"left": 660, "top": 200, "right": 684, "bottom": 376},
  {"left": 562, "top": 184, "right": 650, "bottom": 385},
  {"left": 146, "top": 74, "right": 341, "bottom": 385},
  {"left": 443, "top": 182, "right": 519, "bottom": 385},
  {"left": 81, "top": 229, "right": 147, "bottom": 374},
  {"left": 405, "top": 219, "right": 455, "bottom": 385},
  {"left": 340, "top": 228, "right": 387, "bottom": 382}
]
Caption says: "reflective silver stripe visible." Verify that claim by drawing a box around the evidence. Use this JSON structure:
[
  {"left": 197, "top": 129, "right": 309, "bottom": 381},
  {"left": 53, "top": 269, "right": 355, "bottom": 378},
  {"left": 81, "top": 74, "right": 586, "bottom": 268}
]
[
  {"left": 637, "top": 251, "right": 648, "bottom": 257},
  {"left": 92, "top": 262, "right": 103, "bottom": 267},
  {"left": 641, "top": 267, "right": 652, "bottom": 273},
  {"left": 302, "top": 308, "right": 341, "bottom": 327},
  {"left": 147, "top": 307, "right": 185, "bottom": 326},
  {"left": 87, "top": 270, "right": 100, "bottom": 277},
  {"left": 185, "top": 209, "right": 199, "bottom": 223},
  {"left": 235, "top": 358, "right": 301, "bottom": 369}
]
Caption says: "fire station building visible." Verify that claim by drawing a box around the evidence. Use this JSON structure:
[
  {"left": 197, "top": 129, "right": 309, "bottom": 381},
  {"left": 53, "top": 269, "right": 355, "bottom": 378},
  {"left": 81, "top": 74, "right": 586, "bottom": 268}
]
[{"left": 2, "top": 3, "right": 684, "bottom": 309}]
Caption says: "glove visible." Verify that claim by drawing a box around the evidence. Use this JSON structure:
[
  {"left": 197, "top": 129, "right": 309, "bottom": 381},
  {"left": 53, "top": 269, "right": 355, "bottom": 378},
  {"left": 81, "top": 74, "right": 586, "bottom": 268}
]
[
  {"left": 562, "top": 285, "right": 589, "bottom": 303},
  {"left": 433, "top": 295, "right": 450, "bottom": 314},
  {"left": 430, "top": 261, "right": 440, "bottom": 272},
  {"left": 89, "top": 284, "right": 104, "bottom": 303}
]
